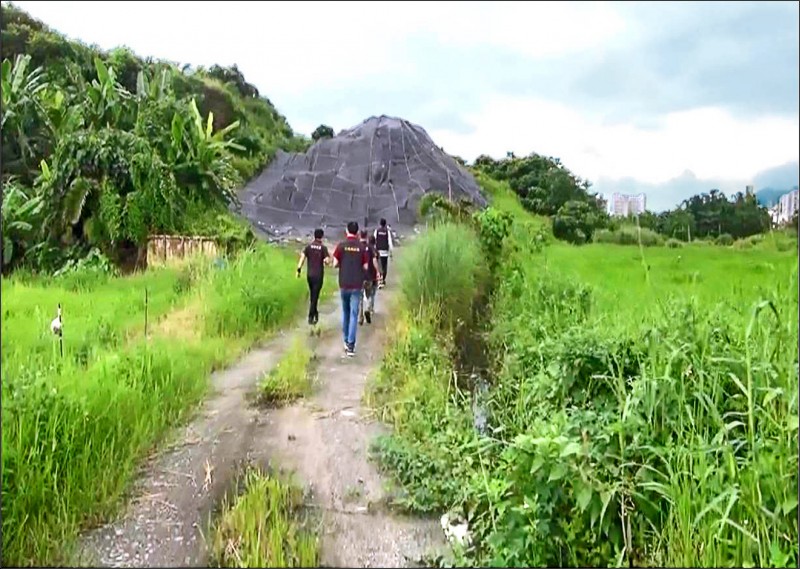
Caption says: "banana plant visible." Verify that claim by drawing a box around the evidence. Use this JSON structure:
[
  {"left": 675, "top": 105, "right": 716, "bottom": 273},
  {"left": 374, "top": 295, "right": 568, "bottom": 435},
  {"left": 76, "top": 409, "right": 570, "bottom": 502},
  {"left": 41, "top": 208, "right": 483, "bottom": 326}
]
[
  {"left": 168, "top": 98, "right": 244, "bottom": 204},
  {"left": 1, "top": 54, "right": 50, "bottom": 180},
  {"left": 135, "top": 66, "right": 172, "bottom": 101},
  {"left": 1, "top": 178, "right": 45, "bottom": 267},
  {"left": 85, "top": 57, "right": 132, "bottom": 128}
]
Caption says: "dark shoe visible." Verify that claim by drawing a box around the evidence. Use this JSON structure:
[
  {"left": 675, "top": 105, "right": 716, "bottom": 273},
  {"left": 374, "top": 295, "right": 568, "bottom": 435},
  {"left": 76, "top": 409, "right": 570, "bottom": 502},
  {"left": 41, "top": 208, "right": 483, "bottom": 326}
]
[{"left": 365, "top": 310, "right": 372, "bottom": 324}]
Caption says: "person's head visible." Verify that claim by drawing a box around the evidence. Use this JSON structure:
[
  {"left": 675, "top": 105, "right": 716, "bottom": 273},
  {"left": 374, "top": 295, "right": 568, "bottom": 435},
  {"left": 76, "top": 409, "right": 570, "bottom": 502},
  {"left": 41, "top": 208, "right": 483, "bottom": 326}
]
[
  {"left": 314, "top": 228, "right": 324, "bottom": 240},
  {"left": 346, "top": 221, "right": 359, "bottom": 236},
  {"left": 368, "top": 235, "right": 376, "bottom": 246},
  {"left": 359, "top": 229, "right": 368, "bottom": 241},
  {"left": 380, "top": 218, "right": 387, "bottom": 228}
]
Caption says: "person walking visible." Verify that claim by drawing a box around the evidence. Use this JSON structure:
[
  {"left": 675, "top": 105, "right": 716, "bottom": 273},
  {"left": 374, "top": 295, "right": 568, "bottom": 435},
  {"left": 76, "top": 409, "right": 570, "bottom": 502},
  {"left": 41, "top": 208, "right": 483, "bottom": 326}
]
[
  {"left": 296, "top": 228, "right": 330, "bottom": 325},
  {"left": 332, "top": 221, "right": 370, "bottom": 357},
  {"left": 358, "top": 230, "right": 381, "bottom": 325},
  {"left": 373, "top": 218, "right": 393, "bottom": 288}
]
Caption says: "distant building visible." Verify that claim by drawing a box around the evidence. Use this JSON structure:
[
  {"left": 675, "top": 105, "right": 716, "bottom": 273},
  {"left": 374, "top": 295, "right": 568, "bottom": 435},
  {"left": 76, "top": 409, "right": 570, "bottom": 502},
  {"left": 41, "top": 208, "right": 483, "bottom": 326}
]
[
  {"left": 608, "top": 192, "right": 646, "bottom": 217},
  {"left": 775, "top": 188, "right": 799, "bottom": 225}
]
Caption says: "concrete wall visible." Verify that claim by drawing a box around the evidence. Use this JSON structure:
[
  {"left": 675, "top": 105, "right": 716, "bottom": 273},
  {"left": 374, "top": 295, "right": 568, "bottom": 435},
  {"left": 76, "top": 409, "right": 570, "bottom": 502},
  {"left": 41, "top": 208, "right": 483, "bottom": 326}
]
[{"left": 146, "top": 235, "right": 219, "bottom": 266}]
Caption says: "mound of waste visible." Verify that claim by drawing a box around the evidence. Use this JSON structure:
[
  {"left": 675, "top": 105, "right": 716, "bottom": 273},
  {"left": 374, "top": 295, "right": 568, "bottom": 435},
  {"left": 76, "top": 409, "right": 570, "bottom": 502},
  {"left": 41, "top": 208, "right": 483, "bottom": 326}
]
[{"left": 237, "top": 115, "right": 487, "bottom": 237}]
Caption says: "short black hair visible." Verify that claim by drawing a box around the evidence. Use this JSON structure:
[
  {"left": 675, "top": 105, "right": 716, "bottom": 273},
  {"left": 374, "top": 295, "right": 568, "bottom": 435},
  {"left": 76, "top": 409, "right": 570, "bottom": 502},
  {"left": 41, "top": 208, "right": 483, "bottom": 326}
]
[
  {"left": 380, "top": 218, "right": 387, "bottom": 227},
  {"left": 347, "top": 221, "right": 359, "bottom": 235},
  {"left": 314, "top": 228, "right": 324, "bottom": 239},
  {"left": 360, "top": 229, "right": 367, "bottom": 239},
  {"left": 368, "top": 235, "right": 376, "bottom": 245}
]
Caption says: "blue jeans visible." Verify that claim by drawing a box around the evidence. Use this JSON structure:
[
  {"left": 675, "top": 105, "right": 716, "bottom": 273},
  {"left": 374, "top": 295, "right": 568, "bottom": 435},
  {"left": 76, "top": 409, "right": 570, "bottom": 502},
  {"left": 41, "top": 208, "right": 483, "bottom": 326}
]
[{"left": 340, "top": 289, "right": 361, "bottom": 347}]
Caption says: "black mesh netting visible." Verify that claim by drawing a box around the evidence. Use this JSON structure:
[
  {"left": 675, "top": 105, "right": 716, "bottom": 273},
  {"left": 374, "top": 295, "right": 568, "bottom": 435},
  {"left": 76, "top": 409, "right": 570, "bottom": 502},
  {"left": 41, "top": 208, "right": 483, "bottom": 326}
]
[{"left": 236, "top": 115, "right": 487, "bottom": 237}]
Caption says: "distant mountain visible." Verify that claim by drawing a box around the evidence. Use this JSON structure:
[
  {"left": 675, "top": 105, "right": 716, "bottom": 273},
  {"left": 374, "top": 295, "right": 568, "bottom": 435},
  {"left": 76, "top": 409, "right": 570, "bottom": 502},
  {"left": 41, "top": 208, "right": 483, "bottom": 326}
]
[{"left": 756, "top": 186, "right": 798, "bottom": 207}]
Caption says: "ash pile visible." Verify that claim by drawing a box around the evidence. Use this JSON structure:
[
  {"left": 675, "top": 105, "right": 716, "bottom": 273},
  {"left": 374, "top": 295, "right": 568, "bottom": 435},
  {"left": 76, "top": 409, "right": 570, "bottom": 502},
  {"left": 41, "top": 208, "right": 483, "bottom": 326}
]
[{"left": 237, "top": 115, "right": 487, "bottom": 239}]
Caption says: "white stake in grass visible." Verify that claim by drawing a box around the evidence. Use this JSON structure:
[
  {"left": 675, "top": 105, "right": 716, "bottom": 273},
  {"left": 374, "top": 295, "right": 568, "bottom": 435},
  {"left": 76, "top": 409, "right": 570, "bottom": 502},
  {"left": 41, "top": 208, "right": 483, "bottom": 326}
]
[{"left": 51, "top": 303, "right": 63, "bottom": 357}]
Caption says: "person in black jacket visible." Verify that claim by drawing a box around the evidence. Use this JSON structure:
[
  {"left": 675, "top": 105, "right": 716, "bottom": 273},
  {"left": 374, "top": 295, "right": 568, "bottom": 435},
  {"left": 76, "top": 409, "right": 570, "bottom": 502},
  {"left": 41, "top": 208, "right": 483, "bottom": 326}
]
[
  {"left": 373, "top": 218, "right": 393, "bottom": 288},
  {"left": 358, "top": 230, "right": 381, "bottom": 325},
  {"left": 296, "top": 228, "right": 330, "bottom": 325}
]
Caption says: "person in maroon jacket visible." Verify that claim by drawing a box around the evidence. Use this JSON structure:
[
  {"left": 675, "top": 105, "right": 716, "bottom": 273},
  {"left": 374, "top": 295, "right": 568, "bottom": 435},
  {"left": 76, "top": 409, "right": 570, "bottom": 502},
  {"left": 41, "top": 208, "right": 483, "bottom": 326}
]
[{"left": 332, "top": 221, "right": 370, "bottom": 357}]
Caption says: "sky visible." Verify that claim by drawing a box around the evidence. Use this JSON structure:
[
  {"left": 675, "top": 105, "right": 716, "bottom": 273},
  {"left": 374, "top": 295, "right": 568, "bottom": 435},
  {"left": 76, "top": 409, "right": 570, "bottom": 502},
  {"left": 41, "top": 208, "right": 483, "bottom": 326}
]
[{"left": 13, "top": 0, "right": 800, "bottom": 211}]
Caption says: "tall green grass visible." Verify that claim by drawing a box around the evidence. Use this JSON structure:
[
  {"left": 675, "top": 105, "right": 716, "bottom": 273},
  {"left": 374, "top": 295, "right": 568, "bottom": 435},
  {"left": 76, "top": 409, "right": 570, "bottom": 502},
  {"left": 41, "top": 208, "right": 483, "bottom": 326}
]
[
  {"left": 1, "top": 244, "right": 307, "bottom": 566},
  {"left": 399, "top": 222, "right": 484, "bottom": 328},
  {"left": 370, "top": 190, "right": 799, "bottom": 567}
]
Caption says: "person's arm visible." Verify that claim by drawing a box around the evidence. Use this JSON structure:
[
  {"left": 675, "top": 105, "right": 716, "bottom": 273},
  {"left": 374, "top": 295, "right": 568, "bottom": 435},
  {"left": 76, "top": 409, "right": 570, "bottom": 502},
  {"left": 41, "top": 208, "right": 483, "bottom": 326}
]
[
  {"left": 296, "top": 249, "right": 306, "bottom": 277},
  {"left": 361, "top": 247, "right": 369, "bottom": 273},
  {"left": 332, "top": 244, "right": 341, "bottom": 268},
  {"left": 388, "top": 230, "right": 394, "bottom": 255},
  {"left": 323, "top": 246, "right": 331, "bottom": 266},
  {"left": 372, "top": 255, "right": 381, "bottom": 277}
]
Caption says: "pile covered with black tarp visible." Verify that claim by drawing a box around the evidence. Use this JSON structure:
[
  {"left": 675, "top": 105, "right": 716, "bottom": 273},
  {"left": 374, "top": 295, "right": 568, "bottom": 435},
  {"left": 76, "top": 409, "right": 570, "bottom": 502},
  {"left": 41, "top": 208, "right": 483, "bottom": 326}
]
[{"left": 237, "top": 115, "right": 486, "bottom": 237}]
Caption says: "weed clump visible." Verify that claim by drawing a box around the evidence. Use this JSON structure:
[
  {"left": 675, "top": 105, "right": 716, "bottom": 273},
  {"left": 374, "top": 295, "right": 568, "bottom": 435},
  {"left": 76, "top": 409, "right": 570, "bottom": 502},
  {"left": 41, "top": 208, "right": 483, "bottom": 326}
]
[
  {"left": 257, "top": 336, "right": 314, "bottom": 406},
  {"left": 210, "top": 469, "right": 318, "bottom": 567}
]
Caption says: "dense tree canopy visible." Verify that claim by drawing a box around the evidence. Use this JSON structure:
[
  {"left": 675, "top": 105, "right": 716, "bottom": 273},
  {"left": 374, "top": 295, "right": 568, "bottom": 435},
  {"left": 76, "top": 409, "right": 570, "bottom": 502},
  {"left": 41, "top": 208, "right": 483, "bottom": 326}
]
[
  {"left": 0, "top": 2, "right": 310, "bottom": 273},
  {"left": 472, "top": 152, "right": 608, "bottom": 244}
]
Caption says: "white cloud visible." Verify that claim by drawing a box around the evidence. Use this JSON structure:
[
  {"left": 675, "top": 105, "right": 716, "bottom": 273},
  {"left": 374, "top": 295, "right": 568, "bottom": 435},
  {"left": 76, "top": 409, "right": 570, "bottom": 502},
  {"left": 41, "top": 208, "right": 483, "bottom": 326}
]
[
  {"left": 11, "top": 0, "right": 799, "bottom": 209},
  {"left": 429, "top": 94, "right": 799, "bottom": 186}
]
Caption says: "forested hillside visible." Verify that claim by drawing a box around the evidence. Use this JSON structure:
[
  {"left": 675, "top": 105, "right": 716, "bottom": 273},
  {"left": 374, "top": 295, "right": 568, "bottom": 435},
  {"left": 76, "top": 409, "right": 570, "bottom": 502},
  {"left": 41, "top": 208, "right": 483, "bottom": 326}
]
[{"left": 1, "top": 2, "right": 309, "bottom": 273}]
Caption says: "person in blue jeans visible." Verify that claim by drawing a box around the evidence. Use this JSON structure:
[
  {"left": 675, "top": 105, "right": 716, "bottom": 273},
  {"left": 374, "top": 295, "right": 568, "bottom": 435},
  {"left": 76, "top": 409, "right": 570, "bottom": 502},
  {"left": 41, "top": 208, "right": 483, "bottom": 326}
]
[{"left": 332, "top": 221, "right": 370, "bottom": 357}]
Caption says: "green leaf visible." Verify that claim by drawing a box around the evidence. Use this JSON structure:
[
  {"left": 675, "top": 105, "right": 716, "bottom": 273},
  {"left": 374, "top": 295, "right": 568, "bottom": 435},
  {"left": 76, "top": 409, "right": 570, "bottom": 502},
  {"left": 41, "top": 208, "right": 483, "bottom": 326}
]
[
  {"left": 575, "top": 484, "right": 592, "bottom": 512},
  {"left": 94, "top": 57, "right": 109, "bottom": 86},
  {"left": 3, "top": 236, "right": 14, "bottom": 266},
  {"left": 782, "top": 497, "right": 798, "bottom": 516},
  {"left": 63, "top": 178, "right": 93, "bottom": 226},
  {"left": 136, "top": 70, "right": 148, "bottom": 97},
  {"left": 548, "top": 463, "right": 568, "bottom": 482},
  {"left": 560, "top": 441, "right": 582, "bottom": 458}
]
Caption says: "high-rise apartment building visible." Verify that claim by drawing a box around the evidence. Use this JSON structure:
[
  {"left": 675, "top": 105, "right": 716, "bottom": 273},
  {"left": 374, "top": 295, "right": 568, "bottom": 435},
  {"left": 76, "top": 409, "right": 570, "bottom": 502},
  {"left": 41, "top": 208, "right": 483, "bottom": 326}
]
[
  {"left": 776, "top": 188, "right": 799, "bottom": 225},
  {"left": 608, "top": 193, "right": 646, "bottom": 217}
]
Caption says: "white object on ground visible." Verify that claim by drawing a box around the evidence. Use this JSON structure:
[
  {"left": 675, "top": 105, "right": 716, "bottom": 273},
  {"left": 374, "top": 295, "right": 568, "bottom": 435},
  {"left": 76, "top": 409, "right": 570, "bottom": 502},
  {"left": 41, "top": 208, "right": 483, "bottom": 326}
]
[{"left": 440, "top": 512, "right": 472, "bottom": 548}]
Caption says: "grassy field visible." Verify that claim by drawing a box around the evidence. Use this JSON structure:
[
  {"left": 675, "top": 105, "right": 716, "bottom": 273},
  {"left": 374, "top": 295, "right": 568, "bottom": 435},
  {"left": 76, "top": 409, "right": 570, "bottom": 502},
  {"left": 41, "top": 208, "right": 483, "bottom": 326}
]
[
  {"left": 369, "top": 184, "right": 799, "bottom": 567},
  {"left": 1, "top": 243, "right": 325, "bottom": 566},
  {"left": 541, "top": 239, "right": 798, "bottom": 328}
]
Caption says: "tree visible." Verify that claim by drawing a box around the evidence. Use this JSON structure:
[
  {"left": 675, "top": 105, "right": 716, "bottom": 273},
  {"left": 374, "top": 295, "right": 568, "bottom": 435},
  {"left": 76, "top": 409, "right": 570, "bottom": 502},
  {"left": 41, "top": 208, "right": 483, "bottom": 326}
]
[
  {"left": 553, "top": 200, "right": 604, "bottom": 245},
  {"left": 311, "top": 124, "right": 334, "bottom": 141}
]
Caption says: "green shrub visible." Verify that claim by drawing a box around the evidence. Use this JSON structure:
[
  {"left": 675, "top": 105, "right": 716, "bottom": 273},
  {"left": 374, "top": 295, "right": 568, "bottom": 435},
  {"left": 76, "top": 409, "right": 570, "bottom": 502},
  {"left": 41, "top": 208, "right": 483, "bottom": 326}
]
[
  {"left": 715, "top": 233, "right": 734, "bottom": 246},
  {"left": 593, "top": 225, "right": 664, "bottom": 247},
  {"left": 665, "top": 238, "right": 684, "bottom": 248}
]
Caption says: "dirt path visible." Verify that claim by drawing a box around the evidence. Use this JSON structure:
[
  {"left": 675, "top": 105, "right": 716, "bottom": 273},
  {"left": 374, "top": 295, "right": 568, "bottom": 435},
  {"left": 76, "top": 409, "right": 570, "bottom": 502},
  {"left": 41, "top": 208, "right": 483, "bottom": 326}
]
[{"left": 78, "top": 261, "right": 445, "bottom": 567}]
